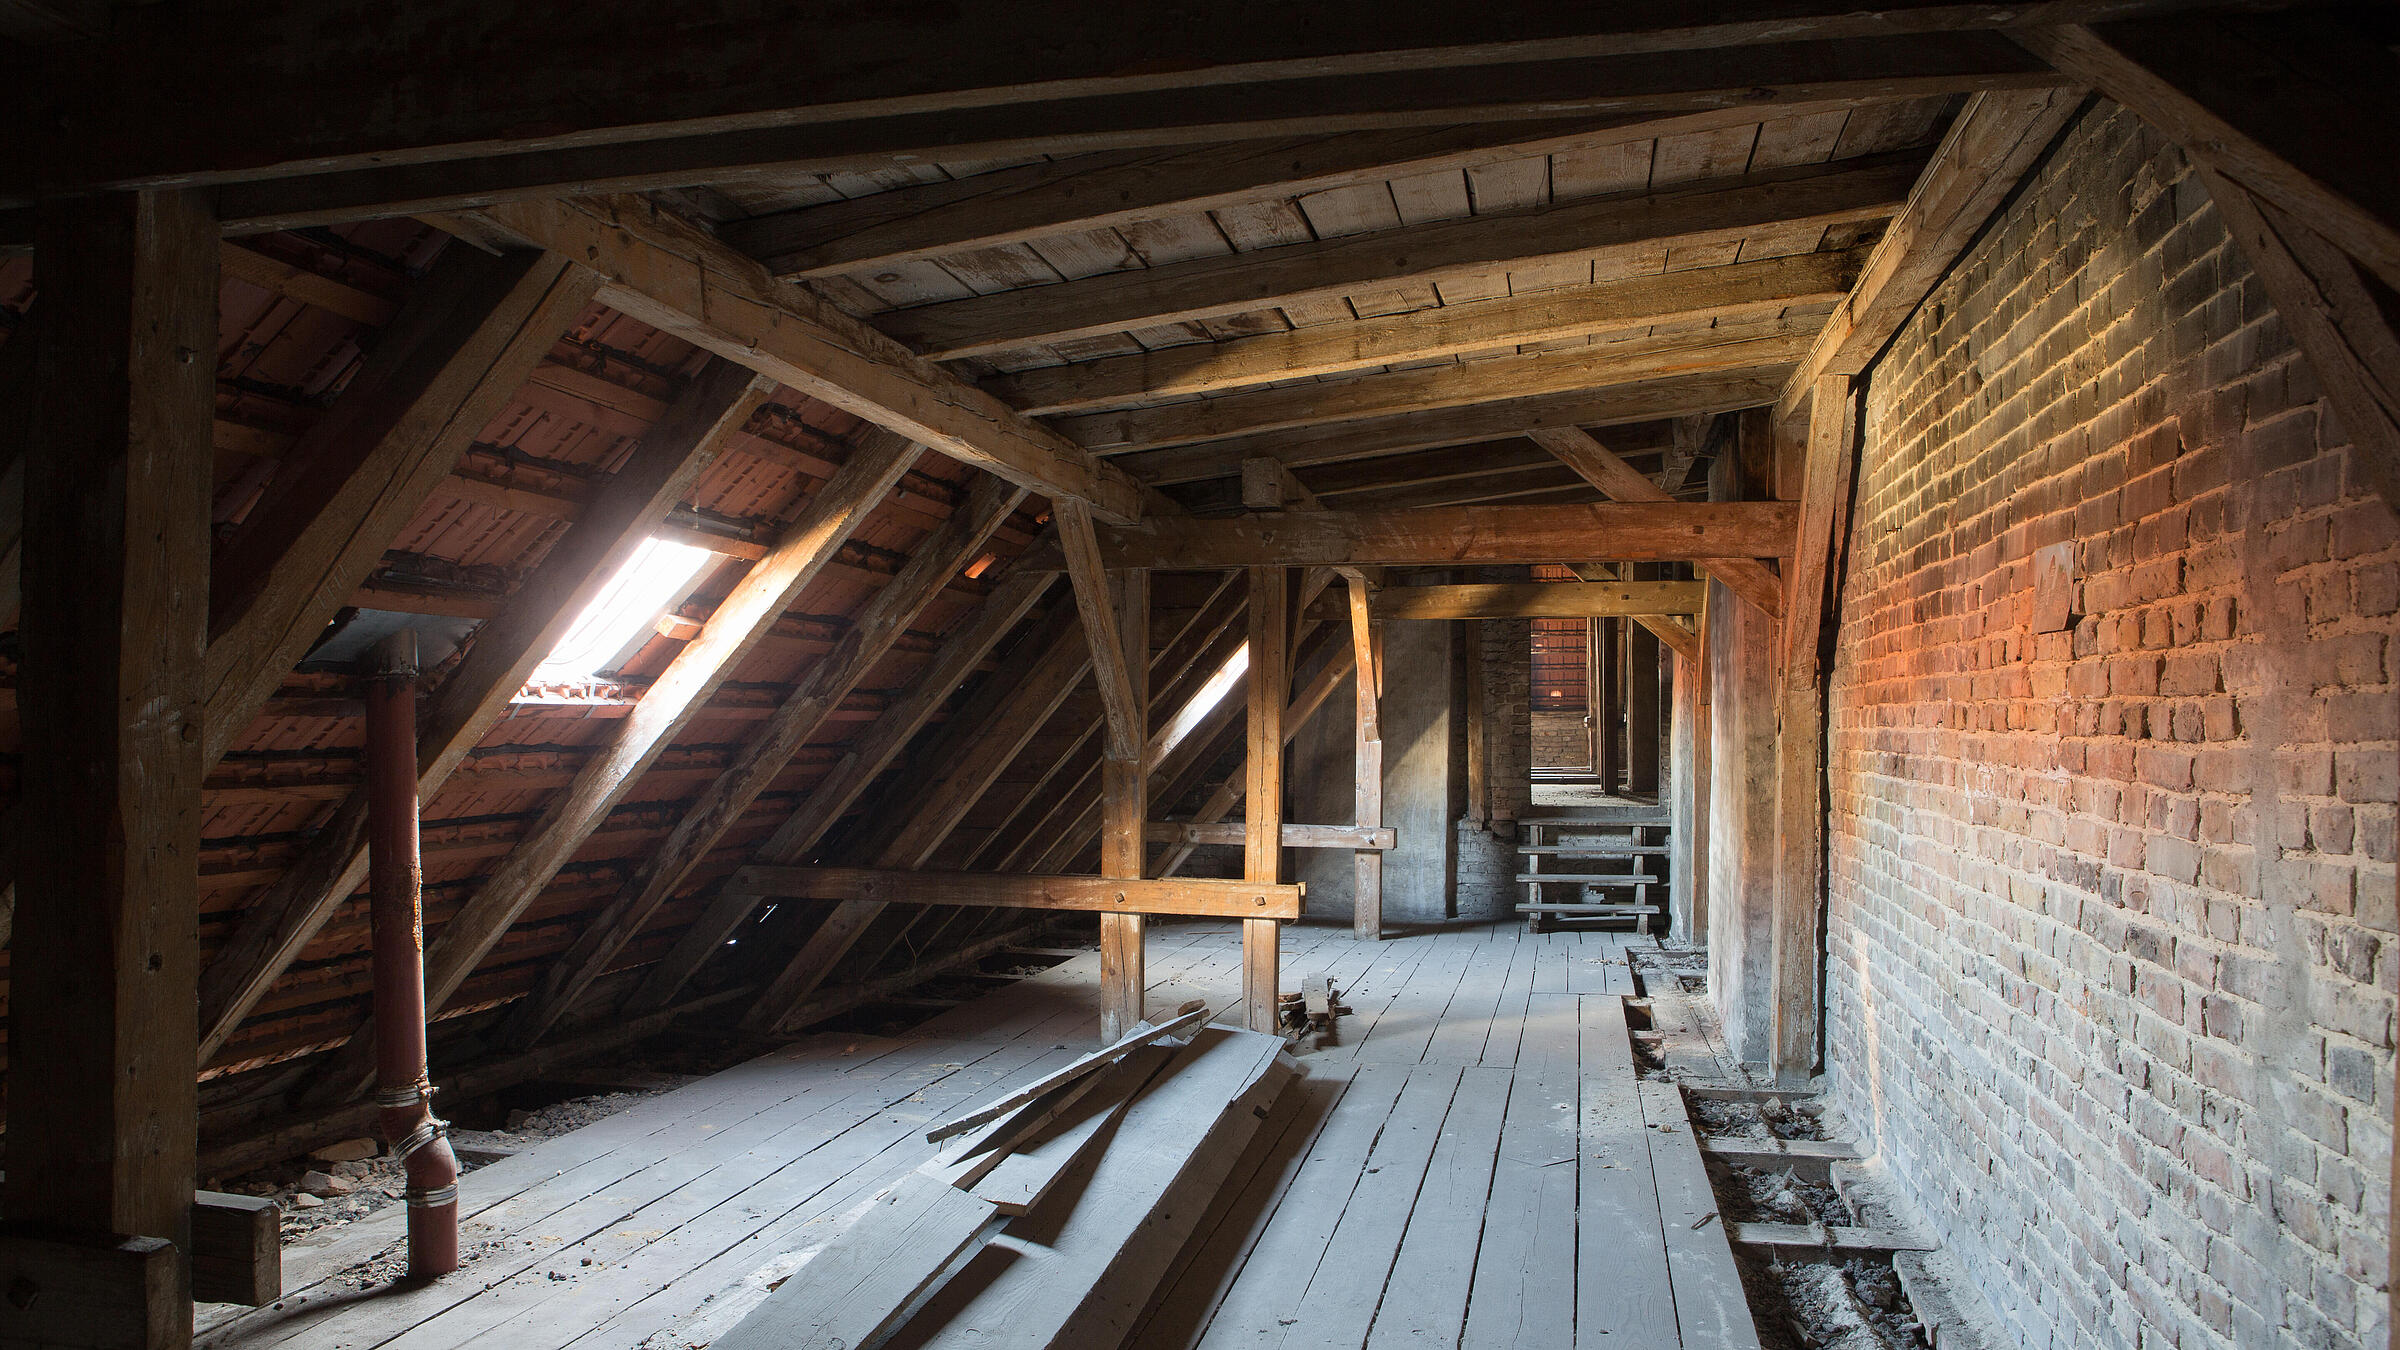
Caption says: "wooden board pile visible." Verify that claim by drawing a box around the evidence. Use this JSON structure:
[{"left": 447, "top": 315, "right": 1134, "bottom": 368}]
[{"left": 712, "top": 1005, "right": 1296, "bottom": 1350}]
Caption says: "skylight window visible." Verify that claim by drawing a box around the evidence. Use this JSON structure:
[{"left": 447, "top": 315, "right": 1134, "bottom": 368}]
[
  {"left": 526, "top": 537, "right": 714, "bottom": 686},
  {"left": 1153, "top": 642, "right": 1250, "bottom": 762}
]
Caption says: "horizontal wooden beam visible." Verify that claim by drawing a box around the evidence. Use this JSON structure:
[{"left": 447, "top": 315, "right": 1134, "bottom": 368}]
[
  {"left": 467, "top": 195, "right": 1148, "bottom": 523},
  {"left": 991, "top": 249, "right": 1859, "bottom": 416},
  {"left": 877, "top": 154, "right": 1922, "bottom": 359},
  {"left": 1143, "top": 822, "right": 1396, "bottom": 850},
  {"left": 1118, "top": 370, "right": 1785, "bottom": 486},
  {"left": 1016, "top": 501, "right": 1796, "bottom": 570},
  {"left": 733, "top": 108, "right": 1872, "bottom": 281},
  {"left": 1528, "top": 424, "right": 1786, "bottom": 618},
  {"left": 727, "top": 865, "right": 1304, "bottom": 921},
  {"left": 1357, "top": 580, "right": 1706, "bottom": 620},
  {"left": 7, "top": 8, "right": 2122, "bottom": 210},
  {"left": 1057, "top": 321, "right": 1821, "bottom": 452}
]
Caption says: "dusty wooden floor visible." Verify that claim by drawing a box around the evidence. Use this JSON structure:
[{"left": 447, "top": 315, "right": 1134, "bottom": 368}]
[{"left": 200, "top": 921, "right": 1762, "bottom": 1350}]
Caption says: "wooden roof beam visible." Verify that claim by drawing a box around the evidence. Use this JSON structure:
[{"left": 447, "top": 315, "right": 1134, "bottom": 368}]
[
  {"left": 990, "top": 249, "right": 1860, "bottom": 417},
  {"left": 9, "top": 6, "right": 2159, "bottom": 206},
  {"left": 497, "top": 473, "right": 1031, "bottom": 1052},
  {"left": 1016, "top": 501, "right": 1796, "bottom": 570},
  {"left": 623, "top": 572, "right": 1059, "bottom": 1014},
  {"left": 1776, "top": 87, "right": 2082, "bottom": 422},
  {"left": 1117, "top": 369, "right": 1784, "bottom": 487},
  {"left": 203, "top": 247, "right": 600, "bottom": 770},
  {"left": 299, "top": 430, "right": 920, "bottom": 1104},
  {"left": 1060, "top": 320, "right": 1819, "bottom": 453},
  {"left": 466, "top": 195, "right": 1148, "bottom": 523},
  {"left": 1340, "top": 580, "right": 1707, "bottom": 621},
  {"left": 2014, "top": 12, "right": 2400, "bottom": 292},
  {"left": 876, "top": 154, "right": 1924, "bottom": 359},
  {"left": 195, "top": 361, "right": 774, "bottom": 1064},
  {"left": 1529, "top": 425, "right": 1785, "bottom": 618}
]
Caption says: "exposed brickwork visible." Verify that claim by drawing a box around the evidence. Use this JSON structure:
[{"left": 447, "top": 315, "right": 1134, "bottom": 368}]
[
  {"left": 1825, "top": 104, "right": 2397, "bottom": 1350},
  {"left": 1481, "top": 617, "right": 1534, "bottom": 823},
  {"left": 1532, "top": 709, "right": 1591, "bottom": 768}
]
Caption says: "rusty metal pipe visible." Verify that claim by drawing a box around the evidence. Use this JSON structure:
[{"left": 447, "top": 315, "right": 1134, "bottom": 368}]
[{"left": 363, "top": 629, "right": 460, "bottom": 1278}]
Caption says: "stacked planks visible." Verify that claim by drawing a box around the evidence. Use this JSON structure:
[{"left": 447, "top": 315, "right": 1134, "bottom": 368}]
[{"left": 712, "top": 1016, "right": 1295, "bottom": 1350}]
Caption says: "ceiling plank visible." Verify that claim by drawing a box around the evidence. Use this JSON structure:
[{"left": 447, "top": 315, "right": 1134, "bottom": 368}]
[
  {"left": 195, "top": 361, "right": 774, "bottom": 1065},
  {"left": 1778, "top": 87, "right": 2081, "bottom": 419},
  {"left": 623, "top": 571, "right": 1057, "bottom": 1015},
  {"left": 1016, "top": 501, "right": 1796, "bottom": 570},
  {"left": 8, "top": 6, "right": 2139, "bottom": 201},
  {"left": 1119, "top": 369, "right": 1785, "bottom": 486},
  {"left": 1061, "top": 321, "right": 1820, "bottom": 452},
  {"left": 498, "top": 474, "right": 1032, "bottom": 1051},
  {"left": 203, "top": 248, "right": 601, "bottom": 770},
  {"left": 875, "top": 154, "right": 1923, "bottom": 359},
  {"left": 2013, "top": 13, "right": 2400, "bottom": 290},
  {"left": 991, "top": 248, "right": 1860, "bottom": 416},
  {"left": 468, "top": 195, "right": 1149, "bottom": 523},
  {"left": 1528, "top": 425, "right": 1785, "bottom": 618},
  {"left": 726, "top": 103, "right": 1905, "bottom": 279}
]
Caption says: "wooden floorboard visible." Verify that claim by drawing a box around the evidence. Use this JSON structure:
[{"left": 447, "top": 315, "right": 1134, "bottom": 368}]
[{"left": 209, "top": 919, "right": 1749, "bottom": 1350}]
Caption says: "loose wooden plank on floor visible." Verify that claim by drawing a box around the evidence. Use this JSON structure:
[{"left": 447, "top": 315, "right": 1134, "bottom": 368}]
[
  {"left": 1640, "top": 1078, "right": 1767, "bottom": 1350},
  {"left": 1580, "top": 995, "right": 1679, "bottom": 1345},
  {"left": 712, "top": 1173, "right": 1000, "bottom": 1350}
]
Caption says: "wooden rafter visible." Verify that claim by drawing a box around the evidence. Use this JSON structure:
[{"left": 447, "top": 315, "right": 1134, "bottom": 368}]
[
  {"left": 1119, "top": 370, "right": 1786, "bottom": 487},
  {"left": 1057, "top": 321, "right": 1820, "bottom": 453},
  {"left": 1358, "top": 580, "right": 1706, "bottom": 620},
  {"left": 195, "top": 361, "right": 775, "bottom": 1063},
  {"left": 498, "top": 474, "right": 1032, "bottom": 1050},
  {"left": 992, "top": 249, "right": 1860, "bottom": 417},
  {"left": 876, "top": 155, "right": 1923, "bottom": 359},
  {"left": 2013, "top": 13, "right": 2400, "bottom": 291},
  {"left": 8, "top": 5, "right": 2145, "bottom": 218},
  {"left": 1527, "top": 426, "right": 1787, "bottom": 618},
  {"left": 202, "top": 247, "right": 601, "bottom": 769},
  {"left": 304, "top": 430, "right": 920, "bottom": 1102},
  {"left": 729, "top": 108, "right": 1876, "bottom": 281},
  {"left": 624, "top": 571, "right": 1057, "bottom": 1014},
  {"left": 737, "top": 610, "right": 1098, "bottom": 1035},
  {"left": 1016, "top": 501, "right": 1797, "bottom": 571},
  {"left": 727, "top": 867, "right": 1302, "bottom": 922},
  {"left": 466, "top": 195, "right": 1148, "bottom": 522},
  {"left": 1777, "top": 87, "right": 2082, "bottom": 418}
]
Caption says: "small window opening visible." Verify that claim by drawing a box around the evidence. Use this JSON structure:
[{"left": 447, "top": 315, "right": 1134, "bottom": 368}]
[
  {"left": 1153, "top": 642, "right": 1250, "bottom": 762},
  {"left": 524, "top": 537, "right": 714, "bottom": 688}
]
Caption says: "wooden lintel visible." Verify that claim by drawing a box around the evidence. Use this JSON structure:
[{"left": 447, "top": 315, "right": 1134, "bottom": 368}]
[
  {"left": 727, "top": 866, "right": 1302, "bottom": 921},
  {"left": 1142, "top": 822, "right": 1396, "bottom": 850}
]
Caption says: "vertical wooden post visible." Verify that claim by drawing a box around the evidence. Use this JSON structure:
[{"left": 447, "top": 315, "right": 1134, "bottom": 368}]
[
  {"left": 1244, "top": 566, "right": 1288, "bottom": 1030},
  {"left": 1098, "top": 569, "right": 1148, "bottom": 1039},
  {"left": 1669, "top": 586, "right": 1714, "bottom": 945},
  {"left": 1586, "top": 618, "right": 1609, "bottom": 781},
  {"left": 1345, "top": 573, "right": 1383, "bottom": 941},
  {"left": 1770, "top": 375, "right": 1860, "bottom": 1086},
  {"left": 1626, "top": 568, "right": 1663, "bottom": 795},
  {"left": 5, "top": 189, "right": 215, "bottom": 1346}
]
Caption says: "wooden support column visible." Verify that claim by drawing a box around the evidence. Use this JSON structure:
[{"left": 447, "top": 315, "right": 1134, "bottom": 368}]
[
  {"left": 1626, "top": 566, "right": 1664, "bottom": 795},
  {"left": 1591, "top": 618, "right": 1617, "bottom": 788},
  {"left": 1243, "top": 566, "right": 1288, "bottom": 1031},
  {"left": 1669, "top": 586, "right": 1713, "bottom": 946},
  {"left": 1099, "top": 568, "right": 1149, "bottom": 1040},
  {"left": 1769, "top": 374, "right": 1860, "bottom": 1086},
  {"left": 1343, "top": 571, "right": 1384, "bottom": 940},
  {"left": 1061, "top": 496, "right": 1149, "bottom": 1037},
  {"left": 5, "top": 189, "right": 215, "bottom": 1347}
]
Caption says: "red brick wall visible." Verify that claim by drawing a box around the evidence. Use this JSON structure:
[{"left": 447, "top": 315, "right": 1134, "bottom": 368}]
[{"left": 1826, "top": 104, "right": 2396, "bottom": 1350}]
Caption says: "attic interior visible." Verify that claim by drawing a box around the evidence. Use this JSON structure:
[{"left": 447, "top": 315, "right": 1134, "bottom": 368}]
[{"left": 0, "top": 5, "right": 2395, "bottom": 1348}]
